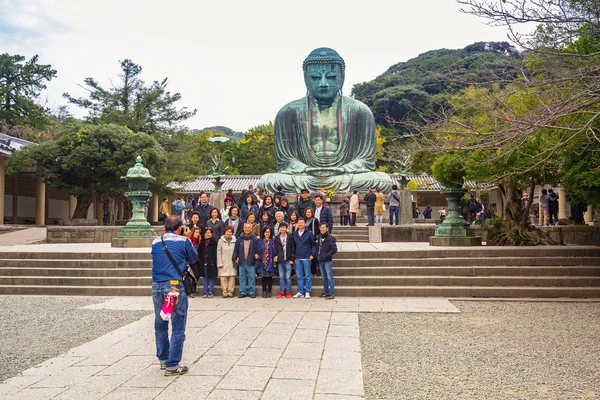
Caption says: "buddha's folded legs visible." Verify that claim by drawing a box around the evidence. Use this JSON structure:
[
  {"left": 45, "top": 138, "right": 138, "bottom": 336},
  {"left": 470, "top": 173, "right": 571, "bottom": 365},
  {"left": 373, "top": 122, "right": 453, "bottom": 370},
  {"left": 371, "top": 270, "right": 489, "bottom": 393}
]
[{"left": 257, "top": 172, "right": 392, "bottom": 193}]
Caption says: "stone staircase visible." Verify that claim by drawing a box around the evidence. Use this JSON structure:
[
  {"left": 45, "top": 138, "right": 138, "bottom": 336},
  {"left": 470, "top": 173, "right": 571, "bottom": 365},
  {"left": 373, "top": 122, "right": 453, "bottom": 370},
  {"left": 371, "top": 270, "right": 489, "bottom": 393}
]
[
  {"left": 0, "top": 246, "right": 599, "bottom": 298},
  {"left": 332, "top": 226, "right": 369, "bottom": 242}
]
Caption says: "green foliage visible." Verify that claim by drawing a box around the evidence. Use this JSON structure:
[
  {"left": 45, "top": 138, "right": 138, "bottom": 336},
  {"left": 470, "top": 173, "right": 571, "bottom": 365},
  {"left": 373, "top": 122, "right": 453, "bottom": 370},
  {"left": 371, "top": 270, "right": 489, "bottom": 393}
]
[
  {"left": 352, "top": 42, "right": 520, "bottom": 126},
  {"left": 64, "top": 59, "right": 196, "bottom": 135},
  {"left": 235, "top": 123, "right": 276, "bottom": 175},
  {"left": 0, "top": 53, "right": 57, "bottom": 130},
  {"left": 7, "top": 122, "right": 167, "bottom": 217},
  {"left": 191, "top": 126, "right": 244, "bottom": 141},
  {"left": 430, "top": 153, "right": 465, "bottom": 188}
]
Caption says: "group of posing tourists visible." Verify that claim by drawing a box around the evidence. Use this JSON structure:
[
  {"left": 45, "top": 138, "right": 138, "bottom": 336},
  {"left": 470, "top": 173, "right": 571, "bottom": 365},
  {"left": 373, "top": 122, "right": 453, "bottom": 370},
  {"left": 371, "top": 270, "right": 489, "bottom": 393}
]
[{"left": 156, "top": 185, "right": 338, "bottom": 300}]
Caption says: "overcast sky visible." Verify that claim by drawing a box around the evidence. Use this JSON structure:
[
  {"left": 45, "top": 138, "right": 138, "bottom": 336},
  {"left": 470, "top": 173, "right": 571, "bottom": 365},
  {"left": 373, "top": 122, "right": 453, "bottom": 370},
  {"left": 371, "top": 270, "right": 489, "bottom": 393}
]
[{"left": 1, "top": 0, "right": 510, "bottom": 132}]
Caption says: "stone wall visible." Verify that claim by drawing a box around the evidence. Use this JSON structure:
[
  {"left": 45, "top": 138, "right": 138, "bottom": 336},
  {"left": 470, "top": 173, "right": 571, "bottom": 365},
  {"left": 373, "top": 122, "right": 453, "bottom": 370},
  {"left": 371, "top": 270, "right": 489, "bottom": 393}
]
[
  {"left": 541, "top": 225, "right": 600, "bottom": 246},
  {"left": 47, "top": 226, "right": 164, "bottom": 243}
]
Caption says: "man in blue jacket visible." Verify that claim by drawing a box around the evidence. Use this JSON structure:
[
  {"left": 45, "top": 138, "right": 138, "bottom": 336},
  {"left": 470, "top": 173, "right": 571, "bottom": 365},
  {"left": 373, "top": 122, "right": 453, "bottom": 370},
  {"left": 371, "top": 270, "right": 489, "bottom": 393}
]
[
  {"left": 233, "top": 223, "right": 260, "bottom": 298},
  {"left": 313, "top": 194, "right": 333, "bottom": 233},
  {"left": 293, "top": 218, "right": 316, "bottom": 298},
  {"left": 151, "top": 216, "right": 198, "bottom": 376}
]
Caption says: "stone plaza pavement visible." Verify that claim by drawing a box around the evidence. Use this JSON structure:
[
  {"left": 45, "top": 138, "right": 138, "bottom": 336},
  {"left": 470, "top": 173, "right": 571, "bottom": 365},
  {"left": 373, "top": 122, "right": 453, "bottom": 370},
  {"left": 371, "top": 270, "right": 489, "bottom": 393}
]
[{"left": 0, "top": 296, "right": 458, "bottom": 400}]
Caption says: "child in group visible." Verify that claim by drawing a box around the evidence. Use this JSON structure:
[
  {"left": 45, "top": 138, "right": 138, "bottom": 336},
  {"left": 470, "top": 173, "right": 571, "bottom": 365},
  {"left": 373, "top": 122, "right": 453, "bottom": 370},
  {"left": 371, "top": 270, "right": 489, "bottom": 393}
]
[{"left": 257, "top": 226, "right": 276, "bottom": 298}]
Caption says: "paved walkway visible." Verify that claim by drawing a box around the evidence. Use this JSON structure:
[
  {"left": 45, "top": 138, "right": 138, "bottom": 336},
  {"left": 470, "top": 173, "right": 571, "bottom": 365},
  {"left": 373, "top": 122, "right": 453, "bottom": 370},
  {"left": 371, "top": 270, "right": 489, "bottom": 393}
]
[
  {"left": 0, "top": 297, "right": 458, "bottom": 399},
  {"left": 0, "top": 228, "right": 47, "bottom": 246}
]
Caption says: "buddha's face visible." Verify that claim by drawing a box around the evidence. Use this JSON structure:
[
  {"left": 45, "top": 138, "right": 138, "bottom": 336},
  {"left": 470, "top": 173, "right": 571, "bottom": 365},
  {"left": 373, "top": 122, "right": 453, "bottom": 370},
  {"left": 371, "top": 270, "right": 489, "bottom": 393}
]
[{"left": 304, "top": 63, "right": 343, "bottom": 101}]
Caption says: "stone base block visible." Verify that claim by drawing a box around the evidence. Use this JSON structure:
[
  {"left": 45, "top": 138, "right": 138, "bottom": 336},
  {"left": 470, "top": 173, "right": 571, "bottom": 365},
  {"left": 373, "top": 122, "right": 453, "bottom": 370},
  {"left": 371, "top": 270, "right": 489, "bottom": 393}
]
[
  {"left": 111, "top": 237, "right": 156, "bottom": 248},
  {"left": 429, "top": 236, "right": 482, "bottom": 247}
]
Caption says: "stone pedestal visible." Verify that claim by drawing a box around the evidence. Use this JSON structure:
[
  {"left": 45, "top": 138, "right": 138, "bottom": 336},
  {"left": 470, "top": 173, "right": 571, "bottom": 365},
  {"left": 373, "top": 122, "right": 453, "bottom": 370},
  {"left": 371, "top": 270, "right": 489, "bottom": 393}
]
[
  {"left": 210, "top": 192, "right": 225, "bottom": 215},
  {"left": 429, "top": 236, "right": 482, "bottom": 246},
  {"left": 399, "top": 189, "right": 412, "bottom": 225}
]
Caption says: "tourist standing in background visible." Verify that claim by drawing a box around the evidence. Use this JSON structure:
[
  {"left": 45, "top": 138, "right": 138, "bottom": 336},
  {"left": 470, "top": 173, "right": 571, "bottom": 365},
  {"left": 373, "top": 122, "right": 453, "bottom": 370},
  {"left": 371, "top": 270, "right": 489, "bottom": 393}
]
[
  {"left": 316, "top": 222, "right": 337, "bottom": 299},
  {"left": 279, "top": 197, "right": 291, "bottom": 220},
  {"left": 185, "top": 194, "right": 197, "bottom": 222},
  {"left": 259, "top": 195, "right": 276, "bottom": 222},
  {"left": 423, "top": 205, "right": 433, "bottom": 220},
  {"left": 217, "top": 226, "right": 237, "bottom": 298},
  {"left": 349, "top": 190, "right": 359, "bottom": 226},
  {"left": 296, "top": 189, "right": 316, "bottom": 219},
  {"left": 374, "top": 187, "right": 385, "bottom": 225},
  {"left": 387, "top": 185, "right": 400, "bottom": 225},
  {"left": 288, "top": 211, "right": 300, "bottom": 234},
  {"left": 548, "top": 189, "right": 559, "bottom": 226},
  {"left": 193, "top": 192, "right": 212, "bottom": 226},
  {"left": 224, "top": 206, "right": 243, "bottom": 237},
  {"left": 206, "top": 208, "right": 224, "bottom": 240},
  {"left": 293, "top": 218, "right": 316, "bottom": 298},
  {"left": 314, "top": 194, "right": 333, "bottom": 233},
  {"left": 233, "top": 223, "right": 260, "bottom": 298},
  {"left": 364, "top": 188, "right": 377, "bottom": 226},
  {"left": 274, "top": 185, "right": 285, "bottom": 199},
  {"left": 539, "top": 189, "right": 549, "bottom": 226},
  {"left": 221, "top": 195, "right": 235, "bottom": 221},
  {"left": 439, "top": 207, "right": 446, "bottom": 221},
  {"left": 273, "top": 211, "right": 286, "bottom": 233},
  {"left": 160, "top": 198, "right": 170, "bottom": 223},
  {"left": 340, "top": 198, "right": 350, "bottom": 226},
  {"left": 304, "top": 207, "right": 320, "bottom": 276},
  {"left": 151, "top": 216, "right": 197, "bottom": 376},
  {"left": 274, "top": 222, "right": 294, "bottom": 298},
  {"left": 257, "top": 226, "right": 276, "bottom": 298},
  {"left": 240, "top": 194, "right": 259, "bottom": 224},
  {"left": 198, "top": 228, "right": 218, "bottom": 298}
]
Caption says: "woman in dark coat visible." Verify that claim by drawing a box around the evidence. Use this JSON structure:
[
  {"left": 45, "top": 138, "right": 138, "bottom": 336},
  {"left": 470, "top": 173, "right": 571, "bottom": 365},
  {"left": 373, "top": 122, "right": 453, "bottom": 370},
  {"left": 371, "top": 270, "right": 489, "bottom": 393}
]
[
  {"left": 198, "top": 228, "right": 218, "bottom": 298},
  {"left": 257, "top": 226, "right": 277, "bottom": 298},
  {"left": 206, "top": 207, "right": 224, "bottom": 240}
]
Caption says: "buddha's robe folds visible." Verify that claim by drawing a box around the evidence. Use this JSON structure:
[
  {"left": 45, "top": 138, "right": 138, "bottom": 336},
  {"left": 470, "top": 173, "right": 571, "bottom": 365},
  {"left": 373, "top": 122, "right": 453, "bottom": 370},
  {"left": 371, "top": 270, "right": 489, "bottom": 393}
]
[{"left": 258, "top": 95, "right": 391, "bottom": 193}]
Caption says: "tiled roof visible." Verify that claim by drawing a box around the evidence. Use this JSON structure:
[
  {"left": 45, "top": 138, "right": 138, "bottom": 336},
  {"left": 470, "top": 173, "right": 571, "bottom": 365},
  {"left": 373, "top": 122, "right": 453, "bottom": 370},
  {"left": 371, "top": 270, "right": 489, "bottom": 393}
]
[
  {"left": 170, "top": 173, "right": 493, "bottom": 193},
  {"left": 169, "top": 175, "right": 263, "bottom": 193},
  {"left": 0, "top": 134, "right": 34, "bottom": 156}
]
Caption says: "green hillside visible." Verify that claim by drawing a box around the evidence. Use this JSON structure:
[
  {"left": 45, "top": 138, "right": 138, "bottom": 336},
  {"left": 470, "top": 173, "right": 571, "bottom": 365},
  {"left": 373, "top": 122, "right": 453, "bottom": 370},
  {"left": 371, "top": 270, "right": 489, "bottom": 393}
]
[{"left": 352, "top": 41, "right": 521, "bottom": 126}]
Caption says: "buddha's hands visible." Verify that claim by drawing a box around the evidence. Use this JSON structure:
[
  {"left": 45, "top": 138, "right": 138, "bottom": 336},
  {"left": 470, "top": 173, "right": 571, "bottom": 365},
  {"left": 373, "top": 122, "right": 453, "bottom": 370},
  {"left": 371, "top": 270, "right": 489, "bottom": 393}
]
[{"left": 305, "top": 167, "right": 345, "bottom": 177}]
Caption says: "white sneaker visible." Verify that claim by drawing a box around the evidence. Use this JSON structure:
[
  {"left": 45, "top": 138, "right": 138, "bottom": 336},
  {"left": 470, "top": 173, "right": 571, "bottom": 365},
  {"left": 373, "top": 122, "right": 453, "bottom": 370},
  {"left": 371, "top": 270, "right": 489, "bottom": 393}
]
[
  {"left": 304, "top": 293, "right": 311, "bottom": 299},
  {"left": 293, "top": 293, "right": 304, "bottom": 298}
]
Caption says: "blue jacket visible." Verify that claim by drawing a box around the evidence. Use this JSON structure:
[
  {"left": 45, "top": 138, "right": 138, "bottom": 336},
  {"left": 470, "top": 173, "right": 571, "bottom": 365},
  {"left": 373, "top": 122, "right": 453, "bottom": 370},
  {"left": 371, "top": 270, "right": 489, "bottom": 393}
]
[
  {"left": 293, "top": 229, "right": 316, "bottom": 260},
  {"left": 316, "top": 233, "right": 338, "bottom": 262},
  {"left": 151, "top": 232, "right": 198, "bottom": 282},
  {"left": 256, "top": 238, "right": 277, "bottom": 274},
  {"left": 232, "top": 233, "right": 259, "bottom": 267},
  {"left": 240, "top": 204, "right": 259, "bottom": 224},
  {"left": 316, "top": 206, "right": 334, "bottom": 233}
]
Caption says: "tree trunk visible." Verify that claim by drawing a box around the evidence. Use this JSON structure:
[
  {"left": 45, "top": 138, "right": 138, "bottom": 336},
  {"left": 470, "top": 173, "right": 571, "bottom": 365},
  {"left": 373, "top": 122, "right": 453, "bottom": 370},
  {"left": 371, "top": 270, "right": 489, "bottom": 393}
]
[{"left": 73, "top": 195, "right": 92, "bottom": 219}]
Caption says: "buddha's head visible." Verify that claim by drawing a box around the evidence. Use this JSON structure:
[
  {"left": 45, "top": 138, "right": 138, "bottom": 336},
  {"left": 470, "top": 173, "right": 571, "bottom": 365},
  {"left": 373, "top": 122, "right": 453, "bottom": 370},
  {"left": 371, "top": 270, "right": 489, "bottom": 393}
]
[{"left": 303, "top": 47, "right": 345, "bottom": 101}]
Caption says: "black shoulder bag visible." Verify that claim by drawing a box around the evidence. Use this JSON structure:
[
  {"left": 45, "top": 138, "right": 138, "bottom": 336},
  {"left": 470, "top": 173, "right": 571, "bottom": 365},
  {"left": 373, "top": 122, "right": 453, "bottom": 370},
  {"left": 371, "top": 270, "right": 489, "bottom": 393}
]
[{"left": 160, "top": 235, "right": 198, "bottom": 296}]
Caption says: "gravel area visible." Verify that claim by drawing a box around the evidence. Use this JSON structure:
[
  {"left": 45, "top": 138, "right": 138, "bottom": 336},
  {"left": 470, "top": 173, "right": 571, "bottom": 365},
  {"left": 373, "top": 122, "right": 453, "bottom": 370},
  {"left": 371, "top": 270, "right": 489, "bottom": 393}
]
[
  {"left": 0, "top": 296, "right": 150, "bottom": 382},
  {"left": 360, "top": 301, "right": 600, "bottom": 400}
]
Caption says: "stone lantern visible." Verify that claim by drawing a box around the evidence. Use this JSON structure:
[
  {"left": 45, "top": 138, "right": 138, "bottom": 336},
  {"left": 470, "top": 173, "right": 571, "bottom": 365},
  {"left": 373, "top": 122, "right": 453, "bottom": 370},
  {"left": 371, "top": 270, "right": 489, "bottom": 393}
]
[{"left": 112, "top": 156, "right": 157, "bottom": 247}]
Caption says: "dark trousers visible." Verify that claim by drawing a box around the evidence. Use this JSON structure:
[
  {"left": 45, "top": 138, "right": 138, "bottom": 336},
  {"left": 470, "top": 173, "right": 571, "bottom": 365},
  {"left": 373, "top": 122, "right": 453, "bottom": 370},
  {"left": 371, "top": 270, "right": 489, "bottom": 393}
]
[
  {"left": 340, "top": 215, "right": 349, "bottom": 226},
  {"left": 261, "top": 276, "right": 273, "bottom": 293},
  {"left": 367, "top": 207, "right": 375, "bottom": 226},
  {"left": 350, "top": 212, "right": 357, "bottom": 226}
]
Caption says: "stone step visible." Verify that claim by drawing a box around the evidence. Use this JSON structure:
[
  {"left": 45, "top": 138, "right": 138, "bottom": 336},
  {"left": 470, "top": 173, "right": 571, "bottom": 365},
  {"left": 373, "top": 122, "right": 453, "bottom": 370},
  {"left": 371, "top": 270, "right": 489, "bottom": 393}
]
[
  {"left": 337, "top": 248, "right": 600, "bottom": 259},
  {"left": 2, "top": 275, "right": 599, "bottom": 288},
  {"left": 0, "top": 267, "right": 151, "bottom": 277},
  {"left": 2, "top": 285, "right": 599, "bottom": 298},
  {"left": 1, "top": 265, "right": 598, "bottom": 278},
  {"left": 333, "top": 257, "right": 600, "bottom": 267},
  {"left": 0, "top": 256, "right": 597, "bottom": 269}
]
